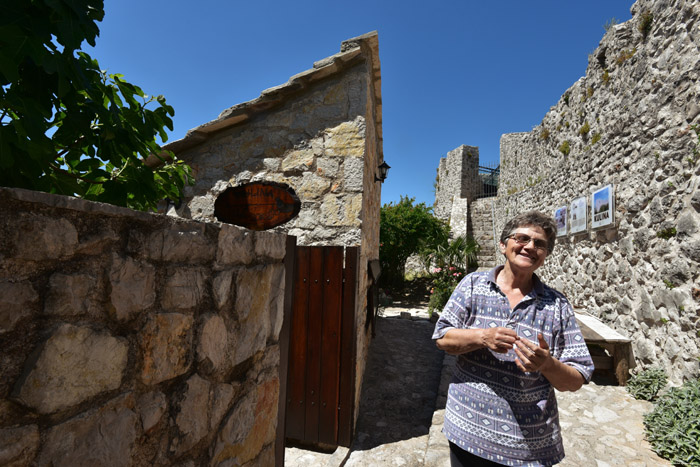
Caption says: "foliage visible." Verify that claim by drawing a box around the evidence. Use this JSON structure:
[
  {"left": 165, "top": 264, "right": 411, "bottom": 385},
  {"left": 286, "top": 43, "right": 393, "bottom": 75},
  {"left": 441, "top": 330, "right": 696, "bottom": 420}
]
[
  {"left": 427, "top": 235, "right": 479, "bottom": 314},
  {"left": 559, "top": 140, "right": 571, "bottom": 156},
  {"left": 539, "top": 128, "right": 550, "bottom": 141},
  {"left": 604, "top": 17, "right": 619, "bottom": 32},
  {"left": 638, "top": 10, "right": 654, "bottom": 40},
  {"left": 644, "top": 378, "right": 700, "bottom": 465},
  {"left": 379, "top": 196, "right": 450, "bottom": 286},
  {"left": 591, "top": 132, "right": 602, "bottom": 144},
  {"left": 627, "top": 368, "right": 667, "bottom": 401},
  {"left": 656, "top": 227, "right": 677, "bottom": 239},
  {"left": 602, "top": 69, "right": 611, "bottom": 85},
  {"left": 579, "top": 121, "right": 590, "bottom": 136},
  {"left": 616, "top": 48, "right": 637, "bottom": 65},
  {"left": 0, "top": 0, "right": 192, "bottom": 211}
]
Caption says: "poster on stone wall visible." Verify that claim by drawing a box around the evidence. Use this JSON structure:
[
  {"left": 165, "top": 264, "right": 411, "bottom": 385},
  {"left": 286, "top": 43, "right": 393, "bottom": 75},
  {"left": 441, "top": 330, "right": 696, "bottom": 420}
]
[
  {"left": 591, "top": 184, "right": 614, "bottom": 229},
  {"left": 554, "top": 206, "right": 567, "bottom": 236},
  {"left": 569, "top": 196, "right": 587, "bottom": 234}
]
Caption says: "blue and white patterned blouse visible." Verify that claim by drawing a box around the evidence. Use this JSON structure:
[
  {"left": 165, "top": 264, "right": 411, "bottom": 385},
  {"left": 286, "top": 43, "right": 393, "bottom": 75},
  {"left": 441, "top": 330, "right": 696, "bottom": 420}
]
[{"left": 432, "top": 267, "right": 594, "bottom": 466}]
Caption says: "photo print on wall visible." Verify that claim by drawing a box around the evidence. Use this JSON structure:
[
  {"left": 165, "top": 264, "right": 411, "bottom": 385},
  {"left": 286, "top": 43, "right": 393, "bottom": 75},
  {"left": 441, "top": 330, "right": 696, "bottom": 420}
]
[
  {"left": 554, "top": 205, "right": 567, "bottom": 236},
  {"left": 591, "top": 184, "right": 614, "bottom": 229},
  {"left": 570, "top": 196, "right": 587, "bottom": 234}
]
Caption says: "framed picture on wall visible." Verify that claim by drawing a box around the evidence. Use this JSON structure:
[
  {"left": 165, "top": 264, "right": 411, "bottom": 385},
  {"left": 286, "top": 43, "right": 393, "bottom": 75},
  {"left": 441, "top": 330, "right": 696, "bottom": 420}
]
[
  {"left": 554, "top": 205, "right": 567, "bottom": 236},
  {"left": 591, "top": 184, "right": 614, "bottom": 229},
  {"left": 569, "top": 196, "right": 587, "bottom": 234}
]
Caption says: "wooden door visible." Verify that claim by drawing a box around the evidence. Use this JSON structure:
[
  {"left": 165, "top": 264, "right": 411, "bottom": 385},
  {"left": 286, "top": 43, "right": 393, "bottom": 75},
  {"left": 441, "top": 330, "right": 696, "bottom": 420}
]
[{"left": 285, "top": 246, "right": 358, "bottom": 447}]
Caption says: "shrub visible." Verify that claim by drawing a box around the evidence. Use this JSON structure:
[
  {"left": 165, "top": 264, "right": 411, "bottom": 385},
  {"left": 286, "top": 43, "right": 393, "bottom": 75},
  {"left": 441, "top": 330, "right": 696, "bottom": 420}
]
[
  {"left": 579, "top": 121, "right": 591, "bottom": 136},
  {"left": 639, "top": 10, "right": 654, "bottom": 39},
  {"left": 539, "top": 128, "right": 550, "bottom": 141},
  {"left": 427, "top": 236, "right": 479, "bottom": 314},
  {"left": 380, "top": 197, "right": 449, "bottom": 286},
  {"left": 591, "top": 132, "right": 602, "bottom": 144},
  {"left": 559, "top": 140, "right": 571, "bottom": 156},
  {"left": 602, "top": 69, "right": 611, "bottom": 85},
  {"left": 644, "top": 378, "right": 700, "bottom": 465},
  {"left": 627, "top": 368, "right": 667, "bottom": 401}
]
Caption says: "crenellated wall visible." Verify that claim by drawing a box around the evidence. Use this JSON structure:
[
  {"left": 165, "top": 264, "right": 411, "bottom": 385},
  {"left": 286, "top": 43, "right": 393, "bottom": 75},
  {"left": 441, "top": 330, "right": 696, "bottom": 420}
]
[
  {"left": 0, "top": 187, "right": 288, "bottom": 466},
  {"left": 492, "top": 0, "right": 700, "bottom": 383}
]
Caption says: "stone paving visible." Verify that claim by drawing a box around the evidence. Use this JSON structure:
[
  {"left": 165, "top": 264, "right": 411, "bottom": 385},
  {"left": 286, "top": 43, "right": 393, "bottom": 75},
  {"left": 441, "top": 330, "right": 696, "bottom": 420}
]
[{"left": 285, "top": 305, "right": 672, "bottom": 467}]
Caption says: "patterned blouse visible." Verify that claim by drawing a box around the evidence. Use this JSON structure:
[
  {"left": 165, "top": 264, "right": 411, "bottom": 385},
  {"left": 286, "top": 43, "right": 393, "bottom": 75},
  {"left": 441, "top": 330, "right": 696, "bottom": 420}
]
[{"left": 432, "top": 267, "right": 594, "bottom": 466}]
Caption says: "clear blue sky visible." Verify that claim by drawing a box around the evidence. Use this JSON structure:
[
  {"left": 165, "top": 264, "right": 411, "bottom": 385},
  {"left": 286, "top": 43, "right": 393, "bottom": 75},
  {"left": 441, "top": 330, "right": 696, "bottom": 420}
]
[{"left": 87, "top": 1, "right": 633, "bottom": 208}]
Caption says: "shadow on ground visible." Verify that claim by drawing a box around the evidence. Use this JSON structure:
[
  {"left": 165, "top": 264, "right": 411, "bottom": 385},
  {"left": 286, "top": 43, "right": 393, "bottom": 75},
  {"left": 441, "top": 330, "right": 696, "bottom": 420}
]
[{"left": 350, "top": 315, "right": 444, "bottom": 451}]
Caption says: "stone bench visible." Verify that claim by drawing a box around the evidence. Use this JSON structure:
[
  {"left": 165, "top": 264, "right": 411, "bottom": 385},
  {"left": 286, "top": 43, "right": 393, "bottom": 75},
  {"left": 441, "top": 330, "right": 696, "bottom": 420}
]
[{"left": 574, "top": 312, "right": 633, "bottom": 386}]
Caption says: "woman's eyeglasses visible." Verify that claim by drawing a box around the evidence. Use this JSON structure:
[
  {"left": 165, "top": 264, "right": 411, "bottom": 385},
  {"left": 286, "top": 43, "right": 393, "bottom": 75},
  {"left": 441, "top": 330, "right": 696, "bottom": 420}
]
[{"left": 507, "top": 234, "right": 549, "bottom": 252}]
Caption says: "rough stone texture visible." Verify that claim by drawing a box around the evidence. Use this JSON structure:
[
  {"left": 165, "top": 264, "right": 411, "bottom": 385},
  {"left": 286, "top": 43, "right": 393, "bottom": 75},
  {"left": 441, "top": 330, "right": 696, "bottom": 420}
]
[
  {"left": 36, "top": 394, "right": 139, "bottom": 467},
  {"left": 140, "top": 313, "right": 193, "bottom": 386},
  {"left": 487, "top": 0, "right": 700, "bottom": 383},
  {"left": 11, "top": 215, "right": 79, "bottom": 261},
  {"left": 1, "top": 30, "right": 382, "bottom": 466},
  {"left": 433, "top": 145, "right": 480, "bottom": 221},
  {"left": 15, "top": 323, "right": 128, "bottom": 414},
  {"left": 1, "top": 186, "right": 287, "bottom": 466},
  {"left": 0, "top": 424, "right": 39, "bottom": 466},
  {"left": 175, "top": 374, "right": 211, "bottom": 454},
  {"left": 137, "top": 391, "right": 167, "bottom": 434},
  {"left": 197, "top": 314, "right": 228, "bottom": 372},
  {"left": 108, "top": 255, "right": 156, "bottom": 322},
  {"left": 0, "top": 281, "right": 39, "bottom": 334},
  {"left": 162, "top": 268, "right": 206, "bottom": 311},
  {"left": 44, "top": 272, "right": 97, "bottom": 317}
]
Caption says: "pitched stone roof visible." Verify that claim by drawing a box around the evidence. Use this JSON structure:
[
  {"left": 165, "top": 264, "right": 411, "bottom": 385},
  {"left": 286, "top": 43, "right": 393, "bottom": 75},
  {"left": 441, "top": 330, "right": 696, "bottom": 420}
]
[{"left": 163, "top": 31, "right": 382, "bottom": 158}]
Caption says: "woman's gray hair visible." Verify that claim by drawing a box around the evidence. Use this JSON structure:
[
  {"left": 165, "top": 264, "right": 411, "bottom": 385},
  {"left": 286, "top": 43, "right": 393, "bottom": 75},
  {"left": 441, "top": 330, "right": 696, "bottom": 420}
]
[{"left": 499, "top": 211, "right": 557, "bottom": 254}]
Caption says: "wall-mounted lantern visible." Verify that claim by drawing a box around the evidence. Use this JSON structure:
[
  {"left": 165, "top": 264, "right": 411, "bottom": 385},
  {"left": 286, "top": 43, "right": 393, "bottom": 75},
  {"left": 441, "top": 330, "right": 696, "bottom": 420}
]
[{"left": 375, "top": 161, "right": 391, "bottom": 183}]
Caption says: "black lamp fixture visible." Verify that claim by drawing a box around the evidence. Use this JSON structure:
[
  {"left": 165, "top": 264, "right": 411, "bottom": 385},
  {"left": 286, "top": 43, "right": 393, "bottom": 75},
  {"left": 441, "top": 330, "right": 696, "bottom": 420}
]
[{"left": 375, "top": 161, "right": 391, "bottom": 183}]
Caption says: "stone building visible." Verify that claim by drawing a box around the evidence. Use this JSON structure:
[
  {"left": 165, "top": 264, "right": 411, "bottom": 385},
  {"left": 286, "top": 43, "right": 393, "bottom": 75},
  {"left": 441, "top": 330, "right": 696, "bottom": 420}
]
[
  {"left": 441, "top": 0, "right": 700, "bottom": 383},
  {"left": 0, "top": 31, "right": 385, "bottom": 466},
  {"left": 164, "top": 31, "right": 385, "bottom": 449}
]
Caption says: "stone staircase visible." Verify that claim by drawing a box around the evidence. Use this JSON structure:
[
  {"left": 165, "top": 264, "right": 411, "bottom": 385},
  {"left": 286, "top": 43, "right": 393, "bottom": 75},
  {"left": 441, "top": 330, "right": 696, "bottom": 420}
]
[{"left": 469, "top": 199, "right": 498, "bottom": 270}]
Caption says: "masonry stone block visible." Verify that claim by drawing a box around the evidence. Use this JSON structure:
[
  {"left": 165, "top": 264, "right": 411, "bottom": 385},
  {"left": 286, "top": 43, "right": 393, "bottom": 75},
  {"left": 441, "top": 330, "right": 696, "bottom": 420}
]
[
  {"left": 197, "top": 314, "right": 228, "bottom": 372},
  {"left": 132, "top": 227, "right": 215, "bottom": 263},
  {"left": 254, "top": 232, "right": 286, "bottom": 260},
  {"left": 45, "top": 273, "right": 96, "bottom": 317},
  {"left": 316, "top": 157, "right": 340, "bottom": 178},
  {"left": 175, "top": 374, "right": 211, "bottom": 454},
  {"left": 324, "top": 119, "right": 366, "bottom": 157},
  {"left": 137, "top": 391, "right": 167, "bottom": 434},
  {"left": 212, "top": 270, "right": 234, "bottom": 310},
  {"left": 12, "top": 215, "right": 78, "bottom": 261},
  {"left": 281, "top": 148, "right": 315, "bottom": 174},
  {"left": 16, "top": 323, "right": 128, "bottom": 414},
  {"left": 210, "top": 383, "right": 235, "bottom": 432},
  {"left": 0, "top": 281, "right": 38, "bottom": 334},
  {"left": 0, "top": 424, "right": 39, "bottom": 466},
  {"left": 108, "top": 255, "right": 156, "bottom": 321},
  {"left": 212, "top": 389, "right": 255, "bottom": 466},
  {"left": 342, "top": 156, "right": 364, "bottom": 193},
  {"left": 36, "top": 394, "right": 139, "bottom": 467},
  {"left": 162, "top": 268, "right": 206, "bottom": 311},
  {"left": 235, "top": 266, "right": 273, "bottom": 323},
  {"left": 297, "top": 172, "right": 331, "bottom": 200},
  {"left": 216, "top": 225, "right": 254, "bottom": 266},
  {"left": 140, "top": 313, "right": 193, "bottom": 386},
  {"left": 211, "top": 377, "right": 278, "bottom": 466}
]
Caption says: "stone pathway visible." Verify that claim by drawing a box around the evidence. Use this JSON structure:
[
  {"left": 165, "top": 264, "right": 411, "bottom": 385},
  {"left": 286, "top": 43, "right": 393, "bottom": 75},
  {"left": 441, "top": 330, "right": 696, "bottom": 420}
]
[{"left": 285, "top": 305, "right": 672, "bottom": 467}]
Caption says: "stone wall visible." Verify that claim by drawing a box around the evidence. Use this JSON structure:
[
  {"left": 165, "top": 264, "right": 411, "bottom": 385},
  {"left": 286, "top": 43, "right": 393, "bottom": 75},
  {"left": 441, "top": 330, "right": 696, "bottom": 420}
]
[
  {"left": 433, "top": 145, "right": 480, "bottom": 221},
  {"left": 165, "top": 32, "right": 383, "bottom": 428},
  {"left": 493, "top": 0, "right": 700, "bottom": 383},
  {"left": 0, "top": 187, "right": 288, "bottom": 466}
]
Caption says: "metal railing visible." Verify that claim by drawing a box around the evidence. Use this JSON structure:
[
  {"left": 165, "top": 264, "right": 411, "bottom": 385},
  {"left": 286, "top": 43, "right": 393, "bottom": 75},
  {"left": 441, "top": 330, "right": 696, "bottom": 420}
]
[{"left": 476, "top": 164, "right": 499, "bottom": 199}]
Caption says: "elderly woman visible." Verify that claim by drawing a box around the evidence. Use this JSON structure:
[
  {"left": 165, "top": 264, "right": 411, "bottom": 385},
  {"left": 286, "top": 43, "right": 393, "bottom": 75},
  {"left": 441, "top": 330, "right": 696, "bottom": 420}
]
[{"left": 433, "top": 211, "right": 594, "bottom": 467}]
